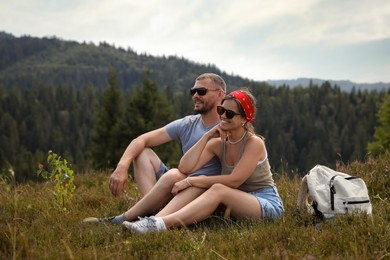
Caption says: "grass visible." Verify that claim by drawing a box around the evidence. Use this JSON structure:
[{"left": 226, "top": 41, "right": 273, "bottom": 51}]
[{"left": 1, "top": 153, "right": 389, "bottom": 259}]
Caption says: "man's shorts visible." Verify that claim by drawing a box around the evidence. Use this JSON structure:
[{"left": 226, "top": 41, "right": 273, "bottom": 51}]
[{"left": 156, "top": 161, "right": 169, "bottom": 179}]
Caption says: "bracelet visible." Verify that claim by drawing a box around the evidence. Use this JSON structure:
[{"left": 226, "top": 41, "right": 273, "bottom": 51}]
[{"left": 186, "top": 178, "right": 193, "bottom": 187}]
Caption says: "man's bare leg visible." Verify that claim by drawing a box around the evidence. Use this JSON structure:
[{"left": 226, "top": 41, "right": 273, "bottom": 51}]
[
  {"left": 133, "top": 148, "right": 162, "bottom": 196},
  {"left": 123, "top": 168, "right": 186, "bottom": 221}
]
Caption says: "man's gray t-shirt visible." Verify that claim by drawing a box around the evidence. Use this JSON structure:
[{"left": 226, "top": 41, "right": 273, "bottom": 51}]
[{"left": 165, "top": 114, "right": 221, "bottom": 176}]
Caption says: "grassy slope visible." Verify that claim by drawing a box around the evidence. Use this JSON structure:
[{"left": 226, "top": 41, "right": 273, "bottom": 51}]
[{"left": 1, "top": 153, "right": 389, "bottom": 259}]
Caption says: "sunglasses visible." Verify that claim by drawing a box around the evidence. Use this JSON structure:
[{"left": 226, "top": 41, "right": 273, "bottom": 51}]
[
  {"left": 217, "top": 106, "right": 241, "bottom": 119},
  {"left": 190, "top": 87, "right": 220, "bottom": 96}
]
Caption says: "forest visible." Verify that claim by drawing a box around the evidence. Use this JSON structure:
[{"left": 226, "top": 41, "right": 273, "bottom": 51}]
[{"left": 0, "top": 32, "right": 389, "bottom": 182}]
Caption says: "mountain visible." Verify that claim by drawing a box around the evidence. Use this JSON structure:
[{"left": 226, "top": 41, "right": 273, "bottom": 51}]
[
  {"left": 267, "top": 78, "right": 389, "bottom": 92},
  {"left": 0, "top": 32, "right": 389, "bottom": 91},
  {"left": 0, "top": 32, "right": 248, "bottom": 90}
]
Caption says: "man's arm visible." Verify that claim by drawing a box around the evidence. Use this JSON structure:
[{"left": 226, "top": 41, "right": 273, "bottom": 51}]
[{"left": 109, "top": 127, "right": 173, "bottom": 197}]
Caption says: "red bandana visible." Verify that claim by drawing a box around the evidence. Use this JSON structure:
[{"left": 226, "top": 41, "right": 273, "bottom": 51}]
[{"left": 228, "top": 90, "right": 255, "bottom": 123}]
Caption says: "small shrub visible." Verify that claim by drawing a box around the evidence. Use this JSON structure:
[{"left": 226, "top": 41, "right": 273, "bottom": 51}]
[{"left": 37, "top": 151, "right": 76, "bottom": 212}]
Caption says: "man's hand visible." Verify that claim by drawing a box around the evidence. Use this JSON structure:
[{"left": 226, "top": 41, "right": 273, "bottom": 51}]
[{"left": 109, "top": 166, "right": 129, "bottom": 197}]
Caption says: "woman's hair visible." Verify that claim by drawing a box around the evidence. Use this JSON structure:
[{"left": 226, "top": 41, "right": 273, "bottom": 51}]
[
  {"left": 196, "top": 73, "right": 227, "bottom": 93},
  {"left": 222, "top": 87, "right": 261, "bottom": 137}
]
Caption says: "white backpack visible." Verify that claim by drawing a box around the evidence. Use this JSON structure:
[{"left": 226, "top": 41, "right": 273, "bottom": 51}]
[{"left": 297, "top": 165, "right": 372, "bottom": 219}]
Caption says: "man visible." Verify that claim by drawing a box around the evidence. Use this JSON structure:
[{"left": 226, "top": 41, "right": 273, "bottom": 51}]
[{"left": 109, "top": 73, "right": 226, "bottom": 198}]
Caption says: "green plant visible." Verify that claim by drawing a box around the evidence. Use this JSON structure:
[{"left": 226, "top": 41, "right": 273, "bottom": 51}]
[
  {"left": 0, "top": 168, "right": 15, "bottom": 192},
  {"left": 37, "top": 151, "right": 76, "bottom": 212}
]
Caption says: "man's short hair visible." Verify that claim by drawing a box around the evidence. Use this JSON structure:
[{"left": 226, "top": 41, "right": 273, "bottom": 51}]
[{"left": 196, "top": 73, "right": 227, "bottom": 93}]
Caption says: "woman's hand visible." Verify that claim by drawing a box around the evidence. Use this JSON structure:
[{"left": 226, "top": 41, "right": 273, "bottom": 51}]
[
  {"left": 171, "top": 178, "right": 192, "bottom": 196},
  {"left": 206, "top": 124, "right": 228, "bottom": 140}
]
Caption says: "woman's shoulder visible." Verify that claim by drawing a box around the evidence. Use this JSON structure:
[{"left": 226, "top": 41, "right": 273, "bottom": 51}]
[
  {"left": 247, "top": 133, "right": 265, "bottom": 144},
  {"left": 245, "top": 133, "right": 266, "bottom": 151},
  {"left": 245, "top": 134, "right": 267, "bottom": 161}
]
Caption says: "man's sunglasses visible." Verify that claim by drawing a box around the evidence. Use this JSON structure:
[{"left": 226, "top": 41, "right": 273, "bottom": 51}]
[
  {"left": 217, "top": 106, "right": 241, "bottom": 119},
  {"left": 190, "top": 87, "right": 220, "bottom": 96}
]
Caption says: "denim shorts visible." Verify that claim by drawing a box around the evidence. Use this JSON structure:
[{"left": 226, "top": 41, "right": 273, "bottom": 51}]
[
  {"left": 156, "top": 161, "right": 169, "bottom": 179},
  {"left": 250, "top": 186, "right": 284, "bottom": 220}
]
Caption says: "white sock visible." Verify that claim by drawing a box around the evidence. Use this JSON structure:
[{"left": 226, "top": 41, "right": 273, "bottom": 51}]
[{"left": 153, "top": 217, "right": 167, "bottom": 231}]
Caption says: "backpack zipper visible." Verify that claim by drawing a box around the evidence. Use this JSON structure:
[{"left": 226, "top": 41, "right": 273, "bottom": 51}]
[
  {"left": 343, "top": 200, "right": 370, "bottom": 205},
  {"left": 330, "top": 175, "right": 366, "bottom": 211}
]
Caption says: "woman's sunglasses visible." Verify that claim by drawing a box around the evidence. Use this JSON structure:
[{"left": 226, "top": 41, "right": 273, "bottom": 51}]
[
  {"left": 217, "top": 106, "right": 241, "bottom": 119},
  {"left": 190, "top": 87, "right": 220, "bottom": 96}
]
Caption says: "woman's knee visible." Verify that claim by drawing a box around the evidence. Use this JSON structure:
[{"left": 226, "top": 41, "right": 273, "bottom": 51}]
[
  {"left": 208, "top": 183, "right": 230, "bottom": 195},
  {"left": 160, "top": 168, "right": 186, "bottom": 183}
]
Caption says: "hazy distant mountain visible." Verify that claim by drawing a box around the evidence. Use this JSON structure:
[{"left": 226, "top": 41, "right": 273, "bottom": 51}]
[
  {"left": 0, "top": 31, "right": 15, "bottom": 39},
  {"left": 267, "top": 78, "right": 389, "bottom": 92}
]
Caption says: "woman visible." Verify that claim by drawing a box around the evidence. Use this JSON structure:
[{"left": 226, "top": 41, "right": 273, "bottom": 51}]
[{"left": 123, "top": 88, "right": 284, "bottom": 233}]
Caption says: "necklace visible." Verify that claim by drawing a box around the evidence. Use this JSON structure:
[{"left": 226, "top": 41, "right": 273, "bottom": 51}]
[{"left": 227, "top": 131, "right": 247, "bottom": 145}]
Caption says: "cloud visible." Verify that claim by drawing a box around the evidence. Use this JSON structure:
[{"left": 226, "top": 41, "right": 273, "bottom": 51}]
[
  {"left": 1, "top": 0, "right": 390, "bottom": 82},
  {"left": 260, "top": 0, "right": 390, "bottom": 47}
]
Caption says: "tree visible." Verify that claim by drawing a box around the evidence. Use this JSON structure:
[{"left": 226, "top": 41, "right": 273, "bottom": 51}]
[
  {"left": 368, "top": 94, "right": 390, "bottom": 156},
  {"left": 89, "top": 69, "right": 124, "bottom": 169},
  {"left": 118, "top": 71, "right": 180, "bottom": 167}
]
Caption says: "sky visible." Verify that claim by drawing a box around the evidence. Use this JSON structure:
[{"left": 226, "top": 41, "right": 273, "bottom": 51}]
[{"left": 1, "top": 0, "right": 390, "bottom": 83}]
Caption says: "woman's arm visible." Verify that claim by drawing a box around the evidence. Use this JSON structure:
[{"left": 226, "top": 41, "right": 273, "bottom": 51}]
[
  {"left": 172, "top": 136, "right": 266, "bottom": 195},
  {"left": 178, "top": 124, "right": 226, "bottom": 174}
]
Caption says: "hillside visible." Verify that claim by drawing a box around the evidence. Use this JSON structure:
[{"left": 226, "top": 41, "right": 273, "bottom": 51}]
[
  {"left": 0, "top": 32, "right": 248, "bottom": 90},
  {"left": 1, "top": 32, "right": 389, "bottom": 91}
]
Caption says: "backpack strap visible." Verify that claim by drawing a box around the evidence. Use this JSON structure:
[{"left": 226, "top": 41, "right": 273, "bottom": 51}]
[
  {"left": 296, "top": 175, "right": 309, "bottom": 211},
  {"left": 330, "top": 175, "right": 337, "bottom": 211}
]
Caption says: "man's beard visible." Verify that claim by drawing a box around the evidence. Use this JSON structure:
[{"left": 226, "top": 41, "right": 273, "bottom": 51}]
[{"left": 194, "top": 101, "right": 215, "bottom": 114}]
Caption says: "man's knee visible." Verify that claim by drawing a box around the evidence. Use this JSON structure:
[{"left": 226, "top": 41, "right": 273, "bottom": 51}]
[
  {"left": 134, "top": 148, "right": 155, "bottom": 162},
  {"left": 134, "top": 148, "right": 161, "bottom": 173}
]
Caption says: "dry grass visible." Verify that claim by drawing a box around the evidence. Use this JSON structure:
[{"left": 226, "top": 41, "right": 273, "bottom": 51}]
[{"left": 1, "top": 154, "right": 389, "bottom": 259}]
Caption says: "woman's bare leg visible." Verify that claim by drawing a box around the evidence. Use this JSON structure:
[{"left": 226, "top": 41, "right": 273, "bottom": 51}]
[
  {"left": 160, "top": 183, "right": 262, "bottom": 228},
  {"left": 157, "top": 186, "right": 206, "bottom": 216},
  {"left": 123, "top": 169, "right": 185, "bottom": 221}
]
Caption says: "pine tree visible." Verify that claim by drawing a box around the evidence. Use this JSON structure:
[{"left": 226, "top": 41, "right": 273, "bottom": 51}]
[
  {"left": 118, "top": 71, "right": 180, "bottom": 167},
  {"left": 368, "top": 94, "right": 390, "bottom": 156},
  {"left": 89, "top": 69, "right": 124, "bottom": 169}
]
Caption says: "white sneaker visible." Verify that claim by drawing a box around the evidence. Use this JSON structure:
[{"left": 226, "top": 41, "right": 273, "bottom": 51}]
[{"left": 122, "top": 216, "right": 166, "bottom": 234}]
